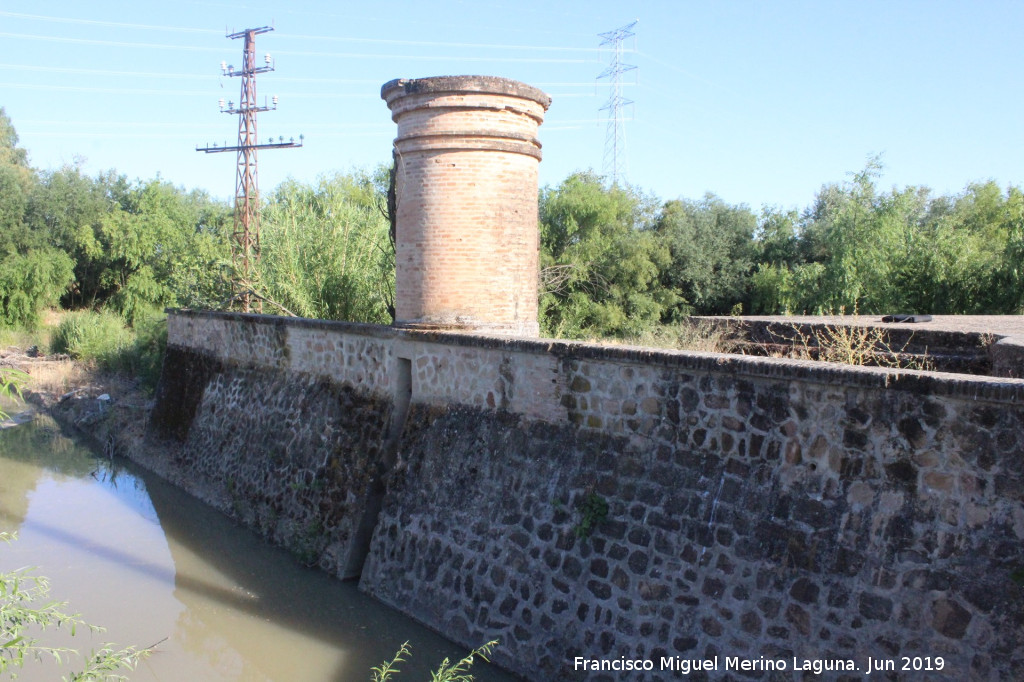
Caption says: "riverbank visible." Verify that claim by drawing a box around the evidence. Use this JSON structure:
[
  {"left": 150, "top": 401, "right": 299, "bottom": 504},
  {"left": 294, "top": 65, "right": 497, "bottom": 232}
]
[
  {"left": 3, "top": 345, "right": 146, "bottom": 449},
  {"left": 5, "top": 347, "right": 238, "bottom": 521}
]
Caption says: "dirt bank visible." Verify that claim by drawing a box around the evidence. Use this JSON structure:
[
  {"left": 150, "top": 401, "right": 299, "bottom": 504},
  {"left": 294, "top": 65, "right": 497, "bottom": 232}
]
[{"left": 2, "top": 345, "right": 153, "bottom": 462}]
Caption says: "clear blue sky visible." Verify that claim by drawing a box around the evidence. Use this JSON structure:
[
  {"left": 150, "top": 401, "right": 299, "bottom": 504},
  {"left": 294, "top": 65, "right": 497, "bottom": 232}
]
[{"left": 2, "top": 1, "right": 1022, "bottom": 212}]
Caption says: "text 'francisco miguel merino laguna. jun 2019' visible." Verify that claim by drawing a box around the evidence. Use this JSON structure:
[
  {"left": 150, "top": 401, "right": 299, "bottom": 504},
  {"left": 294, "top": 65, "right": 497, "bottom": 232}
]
[{"left": 573, "top": 654, "right": 948, "bottom": 676}]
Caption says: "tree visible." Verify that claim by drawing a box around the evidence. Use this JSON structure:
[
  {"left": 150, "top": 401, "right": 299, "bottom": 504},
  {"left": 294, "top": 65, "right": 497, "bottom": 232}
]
[
  {"left": 0, "top": 115, "right": 74, "bottom": 328},
  {"left": 538, "top": 172, "right": 673, "bottom": 338},
  {"left": 25, "top": 168, "right": 232, "bottom": 319},
  {"left": 257, "top": 170, "right": 394, "bottom": 323},
  {"left": 0, "top": 108, "right": 28, "bottom": 168},
  {"left": 100, "top": 180, "right": 231, "bottom": 321},
  {"left": 653, "top": 193, "right": 758, "bottom": 316}
]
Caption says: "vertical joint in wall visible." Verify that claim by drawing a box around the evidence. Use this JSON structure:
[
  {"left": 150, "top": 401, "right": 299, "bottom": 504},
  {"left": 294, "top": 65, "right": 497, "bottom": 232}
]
[{"left": 344, "top": 355, "right": 413, "bottom": 578}]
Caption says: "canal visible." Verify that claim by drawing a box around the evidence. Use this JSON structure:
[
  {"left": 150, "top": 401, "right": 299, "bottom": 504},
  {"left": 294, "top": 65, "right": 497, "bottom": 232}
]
[{"left": 0, "top": 404, "right": 519, "bottom": 681}]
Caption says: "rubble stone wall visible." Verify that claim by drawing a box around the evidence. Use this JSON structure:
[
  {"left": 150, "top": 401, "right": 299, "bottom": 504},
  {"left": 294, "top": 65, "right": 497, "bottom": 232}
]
[{"left": 152, "top": 310, "right": 1024, "bottom": 680}]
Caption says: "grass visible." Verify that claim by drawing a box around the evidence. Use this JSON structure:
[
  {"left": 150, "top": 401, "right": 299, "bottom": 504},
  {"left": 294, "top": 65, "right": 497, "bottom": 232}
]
[
  {"left": 618, "top": 320, "right": 736, "bottom": 353},
  {"left": 766, "top": 315, "right": 935, "bottom": 371},
  {"left": 50, "top": 308, "right": 167, "bottom": 391},
  {"left": 0, "top": 326, "right": 51, "bottom": 354},
  {"left": 2, "top": 307, "right": 168, "bottom": 395},
  {"left": 51, "top": 310, "right": 134, "bottom": 363}
]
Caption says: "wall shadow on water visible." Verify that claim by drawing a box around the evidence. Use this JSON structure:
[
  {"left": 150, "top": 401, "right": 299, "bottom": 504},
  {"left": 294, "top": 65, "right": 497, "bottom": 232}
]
[
  {"left": 1, "top": 414, "right": 520, "bottom": 682},
  {"left": 138, "top": 455, "right": 523, "bottom": 681}
]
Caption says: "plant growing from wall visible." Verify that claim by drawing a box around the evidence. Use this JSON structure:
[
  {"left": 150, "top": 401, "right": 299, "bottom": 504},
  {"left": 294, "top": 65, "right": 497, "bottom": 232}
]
[
  {"left": 766, "top": 310, "right": 934, "bottom": 371},
  {"left": 574, "top": 492, "right": 609, "bottom": 540}
]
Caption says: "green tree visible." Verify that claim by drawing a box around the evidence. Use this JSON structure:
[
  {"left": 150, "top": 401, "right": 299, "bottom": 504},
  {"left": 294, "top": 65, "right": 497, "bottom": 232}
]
[
  {"left": 0, "top": 113, "right": 74, "bottom": 328},
  {"left": 257, "top": 170, "right": 394, "bottom": 323},
  {"left": 653, "top": 193, "right": 758, "bottom": 317},
  {"left": 895, "top": 182, "right": 1024, "bottom": 314},
  {"left": 26, "top": 168, "right": 231, "bottom": 319},
  {"left": 539, "top": 172, "right": 673, "bottom": 338},
  {"left": 100, "top": 179, "right": 231, "bottom": 321},
  {"left": 755, "top": 207, "right": 801, "bottom": 268},
  {"left": 0, "top": 107, "right": 28, "bottom": 168}
]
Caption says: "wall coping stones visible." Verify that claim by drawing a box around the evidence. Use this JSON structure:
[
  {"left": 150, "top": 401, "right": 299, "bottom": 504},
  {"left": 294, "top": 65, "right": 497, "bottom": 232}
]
[{"left": 167, "top": 309, "right": 1024, "bottom": 405}]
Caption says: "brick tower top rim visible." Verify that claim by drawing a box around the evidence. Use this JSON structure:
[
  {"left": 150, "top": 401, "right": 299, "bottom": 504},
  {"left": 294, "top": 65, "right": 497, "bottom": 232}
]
[{"left": 381, "top": 75, "right": 551, "bottom": 110}]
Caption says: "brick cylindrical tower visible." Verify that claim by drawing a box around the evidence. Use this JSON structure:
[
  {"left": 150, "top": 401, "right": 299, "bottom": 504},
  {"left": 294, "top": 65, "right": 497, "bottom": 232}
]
[{"left": 382, "top": 75, "right": 551, "bottom": 337}]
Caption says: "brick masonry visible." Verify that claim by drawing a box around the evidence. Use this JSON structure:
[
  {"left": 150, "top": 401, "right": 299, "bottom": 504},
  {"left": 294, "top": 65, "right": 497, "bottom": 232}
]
[
  {"left": 382, "top": 76, "right": 551, "bottom": 337},
  {"left": 151, "top": 310, "right": 1024, "bottom": 680}
]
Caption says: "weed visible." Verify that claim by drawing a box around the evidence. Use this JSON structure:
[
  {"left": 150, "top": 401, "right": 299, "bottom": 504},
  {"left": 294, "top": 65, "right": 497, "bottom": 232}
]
[
  {"left": 768, "top": 309, "right": 934, "bottom": 371},
  {"left": 1011, "top": 565, "right": 1024, "bottom": 587},
  {"left": 621, "top": 319, "right": 735, "bottom": 353},
  {"left": 574, "top": 492, "right": 609, "bottom": 540},
  {"left": 51, "top": 311, "right": 133, "bottom": 363},
  {"left": 371, "top": 640, "right": 498, "bottom": 682},
  {"left": 50, "top": 309, "right": 167, "bottom": 391}
]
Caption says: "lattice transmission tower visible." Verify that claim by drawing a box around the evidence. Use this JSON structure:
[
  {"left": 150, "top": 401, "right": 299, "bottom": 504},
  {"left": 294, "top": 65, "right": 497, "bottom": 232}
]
[
  {"left": 197, "top": 26, "right": 302, "bottom": 312},
  {"left": 598, "top": 21, "right": 637, "bottom": 187}
]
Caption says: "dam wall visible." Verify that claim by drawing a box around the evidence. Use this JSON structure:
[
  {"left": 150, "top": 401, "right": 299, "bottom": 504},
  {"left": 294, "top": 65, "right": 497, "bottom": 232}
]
[{"left": 150, "top": 309, "right": 1024, "bottom": 680}]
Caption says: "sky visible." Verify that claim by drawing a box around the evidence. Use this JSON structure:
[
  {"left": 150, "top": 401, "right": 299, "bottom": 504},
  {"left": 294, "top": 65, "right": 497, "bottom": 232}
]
[{"left": 1, "top": 1, "right": 1022, "bottom": 212}]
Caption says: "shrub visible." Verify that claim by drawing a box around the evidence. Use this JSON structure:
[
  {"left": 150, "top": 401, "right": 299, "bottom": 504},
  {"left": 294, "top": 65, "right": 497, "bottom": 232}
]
[
  {"left": 50, "top": 309, "right": 168, "bottom": 390},
  {"left": 51, "top": 311, "right": 133, "bottom": 363},
  {"left": 102, "top": 308, "right": 168, "bottom": 390}
]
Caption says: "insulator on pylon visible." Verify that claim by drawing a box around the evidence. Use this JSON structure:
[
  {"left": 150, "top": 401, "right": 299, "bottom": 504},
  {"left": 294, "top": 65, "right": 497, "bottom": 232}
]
[{"left": 196, "top": 26, "right": 301, "bottom": 314}]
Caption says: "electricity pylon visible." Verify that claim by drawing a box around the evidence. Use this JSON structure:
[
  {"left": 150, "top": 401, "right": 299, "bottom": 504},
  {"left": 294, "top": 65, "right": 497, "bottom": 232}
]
[
  {"left": 598, "top": 21, "right": 637, "bottom": 187},
  {"left": 197, "top": 26, "right": 302, "bottom": 312}
]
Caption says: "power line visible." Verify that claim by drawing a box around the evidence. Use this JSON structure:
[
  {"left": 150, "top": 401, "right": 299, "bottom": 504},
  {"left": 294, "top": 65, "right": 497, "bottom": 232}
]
[
  {"left": 0, "top": 63, "right": 220, "bottom": 79},
  {"left": 0, "top": 10, "right": 222, "bottom": 33},
  {"left": 0, "top": 80, "right": 383, "bottom": 98},
  {"left": 279, "top": 32, "right": 607, "bottom": 52},
  {"left": 0, "top": 32, "right": 597, "bottom": 63},
  {"left": 0, "top": 13, "right": 611, "bottom": 52},
  {"left": 598, "top": 21, "right": 637, "bottom": 186},
  {"left": 0, "top": 64, "right": 628, "bottom": 90}
]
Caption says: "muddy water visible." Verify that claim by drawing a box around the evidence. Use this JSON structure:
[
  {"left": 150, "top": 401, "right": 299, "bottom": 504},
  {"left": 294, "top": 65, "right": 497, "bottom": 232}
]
[{"left": 0, "top": 408, "right": 518, "bottom": 682}]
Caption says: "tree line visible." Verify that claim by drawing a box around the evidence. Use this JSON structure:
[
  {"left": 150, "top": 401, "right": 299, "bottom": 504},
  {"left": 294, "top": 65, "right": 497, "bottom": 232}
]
[
  {"left": 540, "top": 162, "right": 1024, "bottom": 338},
  {"left": 2, "top": 107, "right": 1022, "bottom": 344}
]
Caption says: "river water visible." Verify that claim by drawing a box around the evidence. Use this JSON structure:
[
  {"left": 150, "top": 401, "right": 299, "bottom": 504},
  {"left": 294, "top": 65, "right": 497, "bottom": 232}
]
[{"left": 0, "top": 405, "right": 518, "bottom": 681}]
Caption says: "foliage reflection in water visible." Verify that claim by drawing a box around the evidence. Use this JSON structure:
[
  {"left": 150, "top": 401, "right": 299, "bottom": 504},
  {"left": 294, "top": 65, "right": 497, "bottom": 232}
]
[{"left": 0, "top": 411, "right": 517, "bottom": 681}]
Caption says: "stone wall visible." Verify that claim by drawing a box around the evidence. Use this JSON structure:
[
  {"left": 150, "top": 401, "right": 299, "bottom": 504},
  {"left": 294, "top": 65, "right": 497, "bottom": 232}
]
[
  {"left": 151, "top": 310, "right": 1024, "bottom": 680},
  {"left": 150, "top": 315, "right": 398, "bottom": 579}
]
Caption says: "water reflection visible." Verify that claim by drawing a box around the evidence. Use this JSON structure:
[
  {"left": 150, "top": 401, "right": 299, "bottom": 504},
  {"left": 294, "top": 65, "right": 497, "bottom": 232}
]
[{"left": 0, "top": 413, "right": 518, "bottom": 681}]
